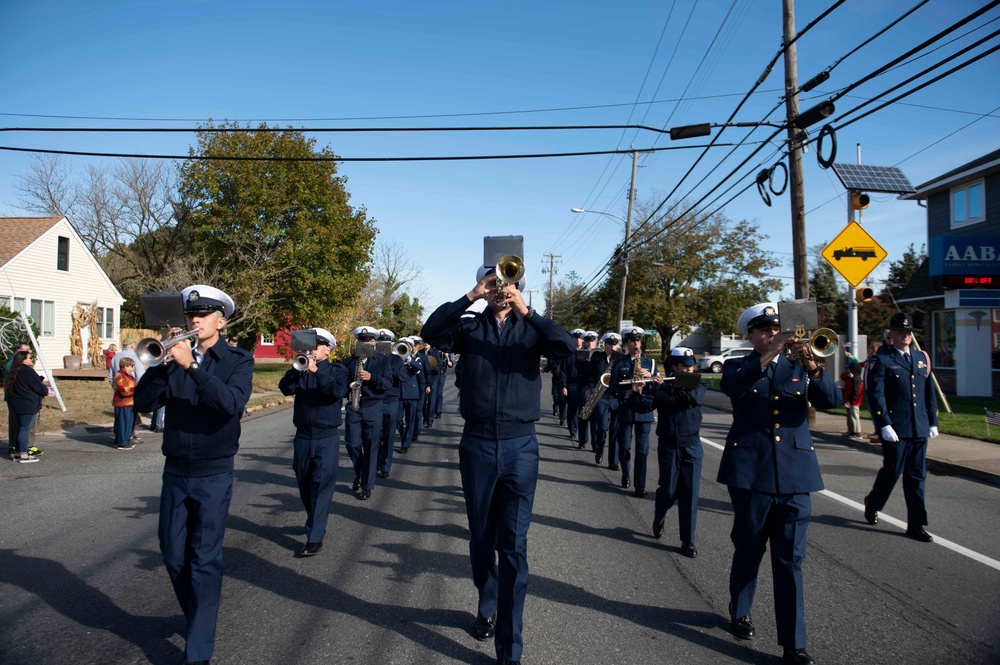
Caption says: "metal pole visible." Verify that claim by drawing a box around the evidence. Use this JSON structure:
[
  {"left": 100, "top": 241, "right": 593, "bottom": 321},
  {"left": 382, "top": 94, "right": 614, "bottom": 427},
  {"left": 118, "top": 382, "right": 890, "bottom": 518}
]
[
  {"left": 617, "top": 149, "right": 637, "bottom": 330},
  {"left": 847, "top": 190, "right": 859, "bottom": 355},
  {"left": 783, "top": 0, "right": 809, "bottom": 299}
]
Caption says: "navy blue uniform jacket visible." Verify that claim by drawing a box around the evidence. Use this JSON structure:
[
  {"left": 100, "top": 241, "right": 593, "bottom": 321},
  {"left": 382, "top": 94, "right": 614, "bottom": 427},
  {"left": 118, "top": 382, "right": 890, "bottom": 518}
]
[
  {"left": 716, "top": 352, "right": 840, "bottom": 494},
  {"left": 344, "top": 353, "right": 392, "bottom": 404},
  {"left": 645, "top": 377, "right": 707, "bottom": 447},
  {"left": 278, "top": 359, "right": 349, "bottom": 439},
  {"left": 584, "top": 351, "right": 620, "bottom": 406},
  {"left": 866, "top": 346, "right": 938, "bottom": 439},
  {"left": 135, "top": 338, "right": 254, "bottom": 478},
  {"left": 422, "top": 297, "right": 576, "bottom": 439},
  {"left": 399, "top": 357, "right": 423, "bottom": 400},
  {"left": 610, "top": 355, "right": 659, "bottom": 423}
]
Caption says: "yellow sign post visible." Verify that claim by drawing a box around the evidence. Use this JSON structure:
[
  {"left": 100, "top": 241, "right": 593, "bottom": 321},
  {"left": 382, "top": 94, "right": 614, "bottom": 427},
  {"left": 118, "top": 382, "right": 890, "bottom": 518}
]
[{"left": 821, "top": 221, "right": 888, "bottom": 287}]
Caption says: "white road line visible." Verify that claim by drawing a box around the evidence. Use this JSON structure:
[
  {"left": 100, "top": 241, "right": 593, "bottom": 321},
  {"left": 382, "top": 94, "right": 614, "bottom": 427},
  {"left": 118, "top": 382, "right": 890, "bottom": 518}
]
[{"left": 700, "top": 436, "right": 1000, "bottom": 572}]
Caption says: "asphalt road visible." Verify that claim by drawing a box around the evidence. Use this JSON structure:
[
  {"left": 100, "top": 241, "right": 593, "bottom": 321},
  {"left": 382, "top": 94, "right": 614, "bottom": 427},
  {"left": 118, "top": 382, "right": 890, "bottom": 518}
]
[{"left": 1, "top": 378, "right": 998, "bottom": 665}]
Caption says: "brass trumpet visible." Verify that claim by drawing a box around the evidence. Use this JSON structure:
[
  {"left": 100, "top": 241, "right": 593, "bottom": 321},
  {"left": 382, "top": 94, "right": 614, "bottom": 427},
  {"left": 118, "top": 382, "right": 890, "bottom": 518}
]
[
  {"left": 292, "top": 352, "right": 314, "bottom": 371},
  {"left": 494, "top": 254, "right": 525, "bottom": 304},
  {"left": 786, "top": 327, "right": 838, "bottom": 364},
  {"left": 135, "top": 329, "right": 201, "bottom": 367}
]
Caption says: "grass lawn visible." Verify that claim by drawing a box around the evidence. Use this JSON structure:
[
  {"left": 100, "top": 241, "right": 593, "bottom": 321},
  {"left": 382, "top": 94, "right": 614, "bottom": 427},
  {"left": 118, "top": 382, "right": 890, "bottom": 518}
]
[
  {"left": 698, "top": 371, "right": 1000, "bottom": 444},
  {"left": 2, "top": 363, "right": 293, "bottom": 438}
]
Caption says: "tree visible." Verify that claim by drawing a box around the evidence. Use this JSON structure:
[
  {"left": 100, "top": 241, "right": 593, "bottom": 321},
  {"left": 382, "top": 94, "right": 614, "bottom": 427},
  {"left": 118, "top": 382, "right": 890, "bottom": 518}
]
[
  {"left": 582, "top": 199, "right": 782, "bottom": 345},
  {"left": 809, "top": 243, "right": 846, "bottom": 332},
  {"left": 178, "top": 122, "right": 377, "bottom": 347},
  {"left": 882, "top": 243, "right": 927, "bottom": 304},
  {"left": 362, "top": 239, "right": 427, "bottom": 324},
  {"left": 546, "top": 270, "right": 590, "bottom": 330}
]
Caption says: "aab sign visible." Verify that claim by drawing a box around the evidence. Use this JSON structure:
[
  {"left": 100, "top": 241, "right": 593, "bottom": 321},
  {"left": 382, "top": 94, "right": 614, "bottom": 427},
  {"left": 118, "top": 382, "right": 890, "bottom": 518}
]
[{"left": 930, "top": 234, "right": 1000, "bottom": 275}]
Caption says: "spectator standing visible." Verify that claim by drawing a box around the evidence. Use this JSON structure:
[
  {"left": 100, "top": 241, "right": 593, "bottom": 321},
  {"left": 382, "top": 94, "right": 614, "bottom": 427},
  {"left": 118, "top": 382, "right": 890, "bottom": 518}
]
[
  {"left": 113, "top": 357, "right": 138, "bottom": 450},
  {"left": 4, "top": 350, "right": 48, "bottom": 463},
  {"left": 840, "top": 347, "right": 866, "bottom": 442}
]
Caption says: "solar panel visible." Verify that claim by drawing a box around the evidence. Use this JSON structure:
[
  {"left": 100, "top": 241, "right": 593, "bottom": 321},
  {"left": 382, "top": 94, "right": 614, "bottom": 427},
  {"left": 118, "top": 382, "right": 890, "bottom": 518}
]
[{"left": 831, "top": 163, "right": 915, "bottom": 194}]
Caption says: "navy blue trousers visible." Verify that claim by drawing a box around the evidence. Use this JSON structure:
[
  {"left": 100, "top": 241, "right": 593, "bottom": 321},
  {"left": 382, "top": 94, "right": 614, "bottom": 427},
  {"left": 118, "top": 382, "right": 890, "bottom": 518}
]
[
  {"left": 868, "top": 437, "right": 928, "bottom": 527},
  {"left": 159, "top": 470, "right": 233, "bottom": 663},
  {"left": 293, "top": 434, "right": 339, "bottom": 543},
  {"left": 653, "top": 443, "right": 704, "bottom": 543},
  {"left": 413, "top": 392, "right": 427, "bottom": 438},
  {"left": 434, "top": 375, "right": 446, "bottom": 416},
  {"left": 345, "top": 403, "right": 383, "bottom": 491},
  {"left": 459, "top": 433, "right": 539, "bottom": 662},
  {"left": 565, "top": 385, "right": 580, "bottom": 437},
  {"left": 378, "top": 400, "right": 402, "bottom": 473},
  {"left": 114, "top": 406, "right": 134, "bottom": 448},
  {"left": 727, "top": 487, "right": 811, "bottom": 649},
  {"left": 398, "top": 399, "right": 419, "bottom": 450},
  {"left": 424, "top": 379, "right": 441, "bottom": 425},
  {"left": 617, "top": 420, "right": 652, "bottom": 489},
  {"left": 593, "top": 402, "right": 618, "bottom": 466}
]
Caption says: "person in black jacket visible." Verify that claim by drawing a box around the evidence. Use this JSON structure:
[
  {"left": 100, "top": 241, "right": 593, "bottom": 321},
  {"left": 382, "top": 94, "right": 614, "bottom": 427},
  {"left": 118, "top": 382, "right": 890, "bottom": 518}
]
[
  {"left": 134, "top": 284, "right": 254, "bottom": 665},
  {"left": 4, "top": 350, "right": 48, "bottom": 464},
  {"left": 278, "top": 327, "right": 348, "bottom": 557},
  {"left": 645, "top": 347, "right": 706, "bottom": 558},
  {"left": 422, "top": 263, "right": 575, "bottom": 665},
  {"left": 343, "top": 326, "right": 392, "bottom": 500}
]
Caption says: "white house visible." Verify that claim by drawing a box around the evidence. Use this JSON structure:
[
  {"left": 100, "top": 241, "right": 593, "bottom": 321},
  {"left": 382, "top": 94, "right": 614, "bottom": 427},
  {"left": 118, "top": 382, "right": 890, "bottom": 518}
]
[{"left": 0, "top": 216, "right": 125, "bottom": 368}]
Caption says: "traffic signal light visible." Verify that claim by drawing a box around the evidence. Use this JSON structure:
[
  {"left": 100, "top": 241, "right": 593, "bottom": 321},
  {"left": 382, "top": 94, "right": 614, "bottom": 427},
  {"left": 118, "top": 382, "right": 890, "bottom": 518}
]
[
  {"left": 850, "top": 192, "right": 870, "bottom": 210},
  {"left": 855, "top": 285, "right": 873, "bottom": 302}
]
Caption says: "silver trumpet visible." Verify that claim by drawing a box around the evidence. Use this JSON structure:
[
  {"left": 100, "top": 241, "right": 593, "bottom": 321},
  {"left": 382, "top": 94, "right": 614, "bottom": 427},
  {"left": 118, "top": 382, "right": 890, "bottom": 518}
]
[
  {"left": 392, "top": 341, "right": 412, "bottom": 360},
  {"left": 135, "top": 329, "right": 201, "bottom": 367},
  {"left": 618, "top": 358, "right": 657, "bottom": 385},
  {"left": 494, "top": 254, "right": 525, "bottom": 304},
  {"left": 292, "top": 352, "right": 314, "bottom": 371}
]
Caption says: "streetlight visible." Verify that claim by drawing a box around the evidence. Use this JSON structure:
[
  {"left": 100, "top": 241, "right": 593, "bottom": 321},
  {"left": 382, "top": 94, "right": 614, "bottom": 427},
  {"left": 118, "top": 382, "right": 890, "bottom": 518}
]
[{"left": 571, "top": 207, "right": 631, "bottom": 332}]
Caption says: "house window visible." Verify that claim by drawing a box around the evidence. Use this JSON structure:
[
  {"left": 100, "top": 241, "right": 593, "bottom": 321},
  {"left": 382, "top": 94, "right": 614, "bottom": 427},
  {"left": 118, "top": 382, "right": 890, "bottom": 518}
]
[
  {"left": 12, "top": 297, "right": 25, "bottom": 313},
  {"left": 951, "top": 180, "right": 984, "bottom": 229},
  {"left": 29, "top": 299, "right": 55, "bottom": 338},
  {"left": 95, "top": 307, "right": 115, "bottom": 338},
  {"left": 0, "top": 295, "right": 9, "bottom": 309},
  {"left": 260, "top": 333, "right": 275, "bottom": 346},
  {"left": 933, "top": 310, "right": 956, "bottom": 369},
  {"left": 57, "top": 236, "right": 70, "bottom": 271}
]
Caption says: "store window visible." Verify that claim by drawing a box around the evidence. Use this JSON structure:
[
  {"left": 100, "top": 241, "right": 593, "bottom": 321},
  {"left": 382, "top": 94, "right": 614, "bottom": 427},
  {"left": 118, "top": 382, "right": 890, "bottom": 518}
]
[
  {"left": 951, "top": 180, "right": 984, "bottom": 229},
  {"left": 933, "top": 310, "right": 956, "bottom": 369}
]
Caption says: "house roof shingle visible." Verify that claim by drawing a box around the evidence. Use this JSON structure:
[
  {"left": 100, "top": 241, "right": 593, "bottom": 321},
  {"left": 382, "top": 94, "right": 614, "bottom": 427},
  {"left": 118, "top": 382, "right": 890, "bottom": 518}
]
[{"left": 0, "top": 216, "right": 65, "bottom": 267}]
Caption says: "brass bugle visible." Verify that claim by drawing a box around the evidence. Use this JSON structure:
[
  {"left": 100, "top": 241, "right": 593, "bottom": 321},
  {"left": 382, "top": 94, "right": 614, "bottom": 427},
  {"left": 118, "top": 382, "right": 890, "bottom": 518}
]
[
  {"left": 135, "top": 329, "right": 201, "bottom": 367},
  {"left": 494, "top": 254, "right": 525, "bottom": 303},
  {"left": 809, "top": 327, "right": 838, "bottom": 358}
]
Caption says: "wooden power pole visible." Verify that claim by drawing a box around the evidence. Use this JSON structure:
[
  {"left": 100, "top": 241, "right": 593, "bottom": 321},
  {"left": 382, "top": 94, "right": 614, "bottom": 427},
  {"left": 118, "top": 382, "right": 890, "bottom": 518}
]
[{"left": 783, "top": 0, "right": 809, "bottom": 300}]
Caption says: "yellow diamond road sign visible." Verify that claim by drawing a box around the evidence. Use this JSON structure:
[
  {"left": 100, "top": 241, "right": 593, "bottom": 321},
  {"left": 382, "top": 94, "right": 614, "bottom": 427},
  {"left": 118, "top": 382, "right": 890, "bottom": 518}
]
[{"left": 821, "top": 221, "right": 888, "bottom": 287}]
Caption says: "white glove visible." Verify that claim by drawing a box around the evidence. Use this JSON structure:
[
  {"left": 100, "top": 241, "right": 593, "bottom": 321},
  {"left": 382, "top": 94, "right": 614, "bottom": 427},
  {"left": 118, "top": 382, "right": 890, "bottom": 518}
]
[
  {"left": 880, "top": 425, "right": 899, "bottom": 442},
  {"left": 929, "top": 426, "right": 939, "bottom": 439}
]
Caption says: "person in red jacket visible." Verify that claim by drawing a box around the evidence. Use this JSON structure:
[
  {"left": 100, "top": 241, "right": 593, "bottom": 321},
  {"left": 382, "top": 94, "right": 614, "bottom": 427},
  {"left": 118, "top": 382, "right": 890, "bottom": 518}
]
[
  {"left": 840, "top": 348, "right": 865, "bottom": 442},
  {"left": 113, "top": 357, "right": 137, "bottom": 450}
]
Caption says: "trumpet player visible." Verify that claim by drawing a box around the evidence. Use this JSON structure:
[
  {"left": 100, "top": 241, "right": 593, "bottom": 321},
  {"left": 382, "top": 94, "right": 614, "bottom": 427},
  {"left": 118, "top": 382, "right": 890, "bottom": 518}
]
[
  {"left": 610, "top": 326, "right": 658, "bottom": 497},
  {"left": 557, "top": 329, "right": 585, "bottom": 441},
  {"left": 134, "top": 284, "right": 254, "bottom": 665},
  {"left": 717, "top": 303, "right": 840, "bottom": 665},
  {"left": 344, "top": 326, "right": 392, "bottom": 500},
  {"left": 645, "top": 347, "right": 706, "bottom": 558},
  {"left": 396, "top": 337, "right": 425, "bottom": 454},
  {"left": 583, "top": 332, "right": 622, "bottom": 466},
  {"left": 376, "top": 328, "right": 408, "bottom": 479},
  {"left": 575, "top": 331, "right": 599, "bottom": 449},
  {"left": 421, "top": 262, "right": 575, "bottom": 665},
  {"left": 277, "top": 328, "right": 347, "bottom": 557}
]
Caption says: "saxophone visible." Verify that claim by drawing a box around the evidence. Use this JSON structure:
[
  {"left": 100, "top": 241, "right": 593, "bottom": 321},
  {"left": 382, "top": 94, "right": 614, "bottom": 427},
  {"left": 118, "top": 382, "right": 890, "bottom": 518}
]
[
  {"left": 579, "top": 372, "right": 611, "bottom": 421},
  {"left": 349, "top": 356, "right": 363, "bottom": 411}
]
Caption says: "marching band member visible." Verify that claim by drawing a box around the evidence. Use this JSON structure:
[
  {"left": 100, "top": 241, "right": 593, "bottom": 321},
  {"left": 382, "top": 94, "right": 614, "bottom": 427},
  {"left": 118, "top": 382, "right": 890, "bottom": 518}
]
[
  {"left": 344, "top": 326, "right": 392, "bottom": 500},
  {"left": 422, "top": 262, "right": 575, "bottom": 665},
  {"left": 584, "top": 332, "right": 622, "bottom": 467},
  {"left": 646, "top": 347, "right": 705, "bottom": 558},
  {"left": 423, "top": 342, "right": 445, "bottom": 428},
  {"left": 411, "top": 337, "right": 430, "bottom": 442},
  {"left": 609, "top": 326, "right": 658, "bottom": 496},
  {"left": 560, "top": 329, "right": 586, "bottom": 440},
  {"left": 575, "top": 330, "right": 599, "bottom": 450},
  {"left": 396, "top": 337, "right": 424, "bottom": 454},
  {"left": 862, "top": 312, "right": 938, "bottom": 542},
  {"left": 277, "top": 328, "right": 348, "bottom": 557},
  {"left": 134, "top": 284, "right": 254, "bottom": 665},
  {"left": 717, "top": 303, "right": 840, "bottom": 665},
  {"left": 376, "top": 328, "right": 407, "bottom": 478}
]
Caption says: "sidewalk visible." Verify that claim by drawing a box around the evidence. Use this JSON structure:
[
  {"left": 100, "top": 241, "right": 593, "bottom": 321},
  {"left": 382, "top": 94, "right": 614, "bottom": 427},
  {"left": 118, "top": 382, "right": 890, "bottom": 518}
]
[{"left": 701, "top": 390, "right": 1000, "bottom": 487}]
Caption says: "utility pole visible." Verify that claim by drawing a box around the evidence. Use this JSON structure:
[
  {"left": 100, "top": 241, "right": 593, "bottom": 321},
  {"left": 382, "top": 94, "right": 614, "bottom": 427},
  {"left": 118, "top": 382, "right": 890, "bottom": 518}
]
[
  {"left": 783, "top": 0, "right": 809, "bottom": 299},
  {"left": 543, "top": 253, "right": 560, "bottom": 317},
  {"left": 617, "top": 148, "right": 638, "bottom": 330}
]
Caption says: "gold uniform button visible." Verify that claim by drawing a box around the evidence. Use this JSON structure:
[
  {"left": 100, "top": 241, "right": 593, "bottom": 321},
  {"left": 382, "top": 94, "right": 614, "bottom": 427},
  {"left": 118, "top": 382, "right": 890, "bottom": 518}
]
[
  {"left": 773, "top": 396, "right": 780, "bottom": 401},
  {"left": 752, "top": 389, "right": 757, "bottom": 393},
  {"left": 913, "top": 393, "right": 917, "bottom": 397},
  {"left": 796, "top": 391, "right": 801, "bottom": 395},
  {"left": 775, "top": 436, "right": 781, "bottom": 442},
  {"left": 773, "top": 410, "right": 779, "bottom": 415},
  {"left": 733, "top": 442, "right": 738, "bottom": 447},
  {"left": 810, "top": 446, "right": 815, "bottom": 451},
  {"left": 775, "top": 423, "right": 781, "bottom": 429}
]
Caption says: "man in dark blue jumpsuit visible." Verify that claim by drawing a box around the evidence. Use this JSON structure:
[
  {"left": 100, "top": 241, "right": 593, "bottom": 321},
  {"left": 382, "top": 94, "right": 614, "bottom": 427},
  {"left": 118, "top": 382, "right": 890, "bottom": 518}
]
[
  {"left": 277, "top": 327, "right": 348, "bottom": 557},
  {"left": 422, "top": 264, "right": 575, "bottom": 665},
  {"left": 610, "top": 326, "right": 658, "bottom": 496},
  {"left": 863, "top": 312, "right": 938, "bottom": 542},
  {"left": 646, "top": 347, "right": 705, "bottom": 558},
  {"left": 717, "top": 303, "right": 840, "bottom": 665},
  {"left": 134, "top": 285, "right": 254, "bottom": 665},
  {"left": 376, "top": 328, "right": 408, "bottom": 477},
  {"left": 396, "top": 337, "right": 424, "bottom": 454},
  {"left": 584, "top": 332, "right": 622, "bottom": 468},
  {"left": 344, "top": 326, "right": 392, "bottom": 500}
]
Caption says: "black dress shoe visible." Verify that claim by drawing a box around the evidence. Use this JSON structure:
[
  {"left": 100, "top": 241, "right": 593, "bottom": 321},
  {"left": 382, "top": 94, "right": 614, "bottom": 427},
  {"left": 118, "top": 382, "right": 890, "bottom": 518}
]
[
  {"left": 652, "top": 521, "right": 664, "bottom": 539},
  {"left": 729, "top": 601, "right": 754, "bottom": 639},
  {"left": 621, "top": 476, "right": 631, "bottom": 489},
  {"left": 377, "top": 470, "right": 390, "bottom": 479},
  {"left": 352, "top": 477, "right": 361, "bottom": 492},
  {"left": 577, "top": 442, "right": 586, "bottom": 450},
  {"left": 863, "top": 495, "right": 878, "bottom": 525},
  {"left": 359, "top": 489, "right": 372, "bottom": 500},
  {"left": 633, "top": 488, "right": 646, "bottom": 498},
  {"left": 398, "top": 447, "right": 409, "bottom": 454},
  {"left": 300, "top": 541, "right": 323, "bottom": 557},
  {"left": 472, "top": 614, "right": 496, "bottom": 641},
  {"left": 783, "top": 647, "right": 815, "bottom": 664},
  {"left": 906, "top": 526, "right": 933, "bottom": 542},
  {"left": 609, "top": 463, "right": 620, "bottom": 471},
  {"left": 595, "top": 453, "right": 603, "bottom": 465},
  {"left": 681, "top": 542, "right": 698, "bottom": 558}
]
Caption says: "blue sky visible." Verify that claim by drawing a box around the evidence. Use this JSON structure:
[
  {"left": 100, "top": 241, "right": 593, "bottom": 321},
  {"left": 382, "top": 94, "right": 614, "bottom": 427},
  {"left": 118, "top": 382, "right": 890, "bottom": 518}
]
[{"left": 1, "top": 0, "right": 997, "bottom": 324}]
